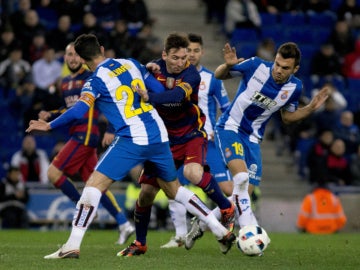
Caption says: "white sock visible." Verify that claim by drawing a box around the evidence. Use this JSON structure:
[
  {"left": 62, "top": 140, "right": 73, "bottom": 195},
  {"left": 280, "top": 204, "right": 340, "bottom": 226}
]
[
  {"left": 232, "top": 172, "right": 258, "bottom": 227},
  {"left": 65, "top": 186, "right": 101, "bottom": 250},
  {"left": 175, "top": 186, "right": 227, "bottom": 240},
  {"left": 168, "top": 199, "right": 188, "bottom": 238},
  {"left": 198, "top": 196, "right": 231, "bottom": 231}
]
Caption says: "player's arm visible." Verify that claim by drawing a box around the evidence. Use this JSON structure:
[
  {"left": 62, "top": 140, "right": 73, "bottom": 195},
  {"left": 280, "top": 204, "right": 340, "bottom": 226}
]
[
  {"left": 26, "top": 95, "right": 91, "bottom": 133},
  {"left": 215, "top": 43, "right": 245, "bottom": 80},
  {"left": 281, "top": 86, "right": 329, "bottom": 124}
]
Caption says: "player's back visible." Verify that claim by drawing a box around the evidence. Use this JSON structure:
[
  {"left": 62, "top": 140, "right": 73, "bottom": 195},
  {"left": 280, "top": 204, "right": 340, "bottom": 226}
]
[{"left": 82, "top": 58, "right": 168, "bottom": 146}]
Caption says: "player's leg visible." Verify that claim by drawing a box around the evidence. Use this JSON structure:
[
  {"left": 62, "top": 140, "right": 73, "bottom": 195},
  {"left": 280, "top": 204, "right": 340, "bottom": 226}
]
[
  {"left": 48, "top": 140, "right": 86, "bottom": 203},
  {"left": 175, "top": 137, "right": 235, "bottom": 231},
  {"left": 117, "top": 175, "right": 159, "bottom": 257},
  {"left": 44, "top": 171, "right": 114, "bottom": 259}
]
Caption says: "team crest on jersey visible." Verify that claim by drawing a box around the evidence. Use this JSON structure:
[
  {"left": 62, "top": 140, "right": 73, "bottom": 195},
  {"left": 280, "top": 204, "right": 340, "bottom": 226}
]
[
  {"left": 280, "top": 90, "right": 289, "bottom": 100},
  {"left": 225, "top": 147, "right": 232, "bottom": 158},
  {"left": 199, "top": 81, "right": 206, "bottom": 91},
  {"left": 166, "top": 77, "right": 175, "bottom": 89},
  {"left": 251, "top": 91, "right": 276, "bottom": 110}
]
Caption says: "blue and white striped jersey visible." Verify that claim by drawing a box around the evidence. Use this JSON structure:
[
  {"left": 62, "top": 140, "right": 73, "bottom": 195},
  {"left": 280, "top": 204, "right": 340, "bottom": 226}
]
[
  {"left": 198, "top": 66, "right": 230, "bottom": 136},
  {"left": 216, "top": 56, "right": 303, "bottom": 143},
  {"left": 81, "top": 58, "right": 168, "bottom": 145}
]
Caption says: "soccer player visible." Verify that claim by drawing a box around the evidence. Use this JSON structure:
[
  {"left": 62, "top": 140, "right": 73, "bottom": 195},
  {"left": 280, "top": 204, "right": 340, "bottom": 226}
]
[
  {"left": 160, "top": 33, "right": 233, "bottom": 248},
  {"left": 26, "top": 34, "right": 235, "bottom": 259},
  {"left": 132, "top": 32, "right": 235, "bottom": 250},
  {"left": 38, "top": 42, "right": 135, "bottom": 245},
  {"left": 188, "top": 42, "right": 330, "bottom": 245}
]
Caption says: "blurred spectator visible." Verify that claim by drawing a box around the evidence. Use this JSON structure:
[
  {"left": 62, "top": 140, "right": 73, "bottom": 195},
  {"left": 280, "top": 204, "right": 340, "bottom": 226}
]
[
  {"left": 224, "top": 0, "right": 261, "bottom": 37},
  {"left": 0, "top": 46, "right": 31, "bottom": 99},
  {"left": 27, "top": 31, "right": 48, "bottom": 64},
  {"left": 342, "top": 37, "right": 360, "bottom": 79},
  {"left": 0, "top": 166, "right": 29, "bottom": 228},
  {"left": 9, "top": 0, "right": 32, "bottom": 37},
  {"left": 310, "top": 43, "right": 342, "bottom": 85},
  {"left": 34, "top": 0, "right": 59, "bottom": 30},
  {"left": 285, "top": 96, "right": 317, "bottom": 180},
  {"left": 336, "top": 0, "right": 360, "bottom": 29},
  {"left": 134, "top": 22, "right": 163, "bottom": 63},
  {"left": 76, "top": 12, "right": 110, "bottom": 48},
  {"left": 109, "top": 19, "right": 131, "bottom": 58},
  {"left": 119, "top": 0, "right": 151, "bottom": 36},
  {"left": 307, "top": 129, "right": 334, "bottom": 184},
  {"left": 10, "top": 135, "right": 49, "bottom": 184},
  {"left": 32, "top": 47, "right": 62, "bottom": 92},
  {"left": 90, "top": 0, "right": 121, "bottom": 31},
  {"left": 256, "top": 0, "right": 302, "bottom": 13},
  {"left": 202, "top": 0, "right": 228, "bottom": 24},
  {"left": 301, "top": 0, "right": 331, "bottom": 14},
  {"left": 53, "top": 0, "right": 87, "bottom": 25},
  {"left": 328, "top": 20, "right": 356, "bottom": 60},
  {"left": 334, "top": 110, "right": 360, "bottom": 157},
  {"left": 46, "top": 15, "right": 75, "bottom": 58},
  {"left": 350, "top": 144, "right": 360, "bottom": 186},
  {"left": 296, "top": 177, "right": 347, "bottom": 234},
  {"left": 17, "top": 9, "right": 47, "bottom": 61},
  {"left": 326, "top": 138, "right": 352, "bottom": 185},
  {"left": 0, "top": 25, "right": 17, "bottom": 62},
  {"left": 312, "top": 82, "right": 347, "bottom": 132},
  {"left": 256, "top": 38, "right": 275, "bottom": 61}
]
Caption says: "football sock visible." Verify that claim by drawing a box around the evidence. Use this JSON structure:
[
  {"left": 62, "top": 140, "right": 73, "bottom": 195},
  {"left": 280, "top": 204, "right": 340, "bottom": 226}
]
[
  {"left": 175, "top": 186, "right": 227, "bottom": 240},
  {"left": 134, "top": 201, "right": 152, "bottom": 245},
  {"left": 197, "top": 171, "right": 231, "bottom": 210},
  {"left": 66, "top": 186, "right": 101, "bottom": 250},
  {"left": 100, "top": 190, "right": 127, "bottom": 225},
  {"left": 232, "top": 172, "right": 258, "bottom": 227},
  {"left": 54, "top": 175, "right": 81, "bottom": 203},
  {"left": 168, "top": 199, "right": 187, "bottom": 238}
]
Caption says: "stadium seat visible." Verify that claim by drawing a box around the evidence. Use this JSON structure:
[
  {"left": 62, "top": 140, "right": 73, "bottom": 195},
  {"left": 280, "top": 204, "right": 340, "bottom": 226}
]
[
  {"left": 307, "top": 12, "right": 337, "bottom": 28},
  {"left": 260, "top": 12, "right": 278, "bottom": 27},
  {"left": 231, "top": 28, "right": 260, "bottom": 44},
  {"left": 280, "top": 12, "right": 306, "bottom": 25}
]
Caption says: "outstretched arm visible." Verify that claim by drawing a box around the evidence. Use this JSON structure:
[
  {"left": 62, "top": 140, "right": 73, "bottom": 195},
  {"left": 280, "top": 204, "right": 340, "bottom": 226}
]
[
  {"left": 26, "top": 100, "right": 90, "bottom": 133},
  {"left": 281, "top": 86, "right": 330, "bottom": 125},
  {"left": 215, "top": 43, "right": 245, "bottom": 80}
]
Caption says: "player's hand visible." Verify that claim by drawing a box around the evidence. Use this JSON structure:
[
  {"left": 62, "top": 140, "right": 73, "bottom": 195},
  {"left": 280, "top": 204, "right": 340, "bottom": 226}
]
[
  {"left": 38, "top": 110, "right": 51, "bottom": 121},
  {"left": 222, "top": 43, "right": 245, "bottom": 67},
  {"left": 309, "top": 86, "right": 330, "bottom": 111},
  {"left": 102, "top": 132, "right": 115, "bottom": 147},
  {"left": 26, "top": 119, "right": 50, "bottom": 133},
  {"left": 135, "top": 86, "right": 149, "bottom": 102},
  {"left": 146, "top": 62, "right": 160, "bottom": 74}
]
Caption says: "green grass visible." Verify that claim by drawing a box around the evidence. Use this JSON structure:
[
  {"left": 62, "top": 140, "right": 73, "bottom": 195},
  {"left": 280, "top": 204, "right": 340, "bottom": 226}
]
[{"left": 0, "top": 229, "right": 359, "bottom": 270}]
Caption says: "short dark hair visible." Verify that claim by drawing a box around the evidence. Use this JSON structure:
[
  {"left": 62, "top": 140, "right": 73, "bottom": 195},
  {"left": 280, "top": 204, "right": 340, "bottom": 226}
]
[
  {"left": 164, "top": 32, "right": 189, "bottom": 53},
  {"left": 74, "top": 34, "right": 101, "bottom": 61},
  {"left": 188, "top": 33, "right": 203, "bottom": 45},
  {"left": 277, "top": 42, "right": 301, "bottom": 67}
]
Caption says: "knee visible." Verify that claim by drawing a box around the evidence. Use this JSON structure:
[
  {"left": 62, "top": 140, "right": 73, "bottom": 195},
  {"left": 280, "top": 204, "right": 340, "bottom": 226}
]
[
  {"left": 183, "top": 163, "right": 203, "bottom": 184},
  {"left": 138, "top": 185, "right": 158, "bottom": 207}
]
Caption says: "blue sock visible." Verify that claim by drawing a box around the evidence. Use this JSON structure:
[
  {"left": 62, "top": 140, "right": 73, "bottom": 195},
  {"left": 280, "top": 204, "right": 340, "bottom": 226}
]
[
  {"left": 55, "top": 176, "right": 81, "bottom": 203},
  {"left": 198, "top": 172, "right": 231, "bottom": 210},
  {"left": 100, "top": 190, "right": 127, "bottom": 225},
  {"left": 134, "top": 201, "right": 151, "bottom": 245}
]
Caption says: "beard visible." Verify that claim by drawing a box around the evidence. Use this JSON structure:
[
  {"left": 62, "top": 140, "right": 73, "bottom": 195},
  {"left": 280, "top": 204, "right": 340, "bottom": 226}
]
[{"left": 68, "top": 63, "right": 82, "bottom": 74}]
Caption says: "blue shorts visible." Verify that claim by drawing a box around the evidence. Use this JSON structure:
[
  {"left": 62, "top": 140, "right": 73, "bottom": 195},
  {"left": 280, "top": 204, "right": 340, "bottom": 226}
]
[
  {"left": 95, "top": 136, "right": 177, "bottom": 182},
  {"left": 214, "top": 129, "right": 262, "bottom": 186},
  {"left": 177, "top": 140, "right": 232, "bottom": 185}
]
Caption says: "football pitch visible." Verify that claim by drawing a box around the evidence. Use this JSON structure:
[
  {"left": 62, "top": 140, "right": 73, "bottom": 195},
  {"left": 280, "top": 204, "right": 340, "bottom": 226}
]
[{"left": 0, "top": 229, "right": 359, "bottom": 270}]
